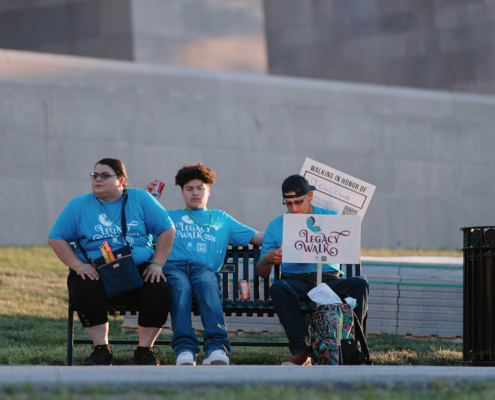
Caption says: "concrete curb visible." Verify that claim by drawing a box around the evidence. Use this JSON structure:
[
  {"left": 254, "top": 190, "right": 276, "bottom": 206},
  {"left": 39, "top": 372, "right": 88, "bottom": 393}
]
[{"left": 1, "top": 366, "right": 494, "bottom": 390}]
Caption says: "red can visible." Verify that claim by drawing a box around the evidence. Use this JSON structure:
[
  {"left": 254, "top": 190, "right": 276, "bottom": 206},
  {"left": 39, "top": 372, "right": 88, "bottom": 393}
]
[
  {"left": 151, "top": 180, "right": 165, "bottom": 199},
  {"left": 238, "top": 280, "right": 250, "bottom": 300}
]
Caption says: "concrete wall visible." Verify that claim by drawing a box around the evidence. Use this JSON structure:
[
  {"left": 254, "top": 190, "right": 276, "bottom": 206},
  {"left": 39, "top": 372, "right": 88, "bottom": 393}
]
[
  {"left": 0, "top": 0, "right": 266, "bottom": 74},
  {"left": 1, "top": 49, "right": 495, "bottom": 248},
  {"left": 264, "top": 0, "right": 495, "bottom": 95},
  {"left": 0, "top": 0, "right": 133, "bottom": 60},
  {"left": 131, "top": 0, "right": 267, "bottom": 74}
]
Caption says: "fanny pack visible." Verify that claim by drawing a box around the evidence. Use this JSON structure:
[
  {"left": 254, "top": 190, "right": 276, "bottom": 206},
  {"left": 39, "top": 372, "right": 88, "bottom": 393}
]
[{"left": 77, "top": 191, "right": 144, "bottom": 298}]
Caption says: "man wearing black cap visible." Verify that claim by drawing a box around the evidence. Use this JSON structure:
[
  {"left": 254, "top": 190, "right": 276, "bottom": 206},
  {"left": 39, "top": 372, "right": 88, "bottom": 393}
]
[{"left": 256, "top": 175, "right": 369, "bottom": 366}]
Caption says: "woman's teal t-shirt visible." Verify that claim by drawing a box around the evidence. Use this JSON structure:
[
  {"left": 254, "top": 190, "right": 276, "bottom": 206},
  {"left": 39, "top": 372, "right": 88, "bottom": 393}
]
[{"left": 48, "top": 189, "right": 174, "bottom": 266}]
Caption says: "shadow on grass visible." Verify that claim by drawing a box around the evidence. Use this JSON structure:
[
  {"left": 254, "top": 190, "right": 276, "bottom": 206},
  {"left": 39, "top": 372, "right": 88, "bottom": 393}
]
[
  {"left": 0, "top": 313, "right": 462, "bottom": 367},
  {"left": 0, "top": 314, "right": 292, "bottom": 366}
]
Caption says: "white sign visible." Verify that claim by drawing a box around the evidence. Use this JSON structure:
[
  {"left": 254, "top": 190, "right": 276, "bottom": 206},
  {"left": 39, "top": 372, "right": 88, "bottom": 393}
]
[
  {"left": 300, "top": 158, "right": 376, "bottom": 217},
  {"left": 282, "top": 215, "right": 361, "bottom": 264}
]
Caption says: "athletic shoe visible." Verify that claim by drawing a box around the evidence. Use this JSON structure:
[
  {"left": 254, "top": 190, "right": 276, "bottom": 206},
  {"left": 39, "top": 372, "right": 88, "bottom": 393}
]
[
  {"left": 203, "top": 349, "right": 229, "bottom": 365},
  {"left": 84, "top": 344, "right": 113, "bottom": 366},
  {"left": 281, "top": 353, "right": 312, "bottom": 366},
  {"left": 176, "top": 352, "right": 196, "bottom": 366},
  {"left": 133, "top": 346, "right": 160, "bottom": 365}
]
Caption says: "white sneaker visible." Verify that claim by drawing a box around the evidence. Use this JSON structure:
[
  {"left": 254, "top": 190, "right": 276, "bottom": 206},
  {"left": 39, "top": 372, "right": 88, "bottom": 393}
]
[
  {"left": 176, "top": 352, "right": 196, "bottom": 366},
  {"left": 203, "top": 350, "right": 229, "bottom": 365}
]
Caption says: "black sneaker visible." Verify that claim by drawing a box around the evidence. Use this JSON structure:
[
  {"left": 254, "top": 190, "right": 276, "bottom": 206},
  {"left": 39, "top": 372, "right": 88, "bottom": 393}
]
[
  {"left": 84, "top": 344, "right": 113, "bottom": 366},
  {"left": 133, "top": 346, "right": 159, "bottom": 366}
]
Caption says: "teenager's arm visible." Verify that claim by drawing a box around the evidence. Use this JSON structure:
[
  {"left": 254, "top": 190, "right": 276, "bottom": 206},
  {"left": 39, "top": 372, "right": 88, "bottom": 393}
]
[{"left": 250, "top": 231, "right": 264, "bottom": 246}]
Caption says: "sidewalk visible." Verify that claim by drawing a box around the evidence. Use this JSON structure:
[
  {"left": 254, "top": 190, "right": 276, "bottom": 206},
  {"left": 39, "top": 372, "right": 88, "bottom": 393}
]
[{"left": 0, "top": 365, "right": 494, "bottom": 389}]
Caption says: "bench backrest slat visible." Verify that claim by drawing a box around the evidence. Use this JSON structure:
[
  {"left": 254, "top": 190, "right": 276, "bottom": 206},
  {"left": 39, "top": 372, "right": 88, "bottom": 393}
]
[
  {"left": 346, "top": 264, "right": 353, "bottom": 278},
  {"left": 253, "top": 247, "right": 261, "bottom": 300},
  {"left": 232, "top": 246, "right": 239, "bottom": 300},
  {"left": 222, "top": 251, "right": 230, "bottom": 300},
  {"left": 242, "top": 246, "right": 250, "bottom": 289}
]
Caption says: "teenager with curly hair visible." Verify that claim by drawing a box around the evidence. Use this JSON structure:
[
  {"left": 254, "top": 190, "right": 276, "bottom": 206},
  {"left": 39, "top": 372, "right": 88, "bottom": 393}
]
[{"left": 147, "top": 163, "right": 263, "bottom": 366}]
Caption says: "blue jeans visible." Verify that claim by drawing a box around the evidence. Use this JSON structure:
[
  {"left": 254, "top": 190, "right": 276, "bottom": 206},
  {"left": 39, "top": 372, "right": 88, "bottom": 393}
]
[{"left": 165, "top": 262, "right": 230, "bottom": 358}]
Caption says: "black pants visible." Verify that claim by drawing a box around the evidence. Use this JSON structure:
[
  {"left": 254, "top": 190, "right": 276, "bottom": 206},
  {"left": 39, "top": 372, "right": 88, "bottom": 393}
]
[
  {"left": 270, "top": 272, "right": 369, "bottom": 355},
  {"left": 68, "top": 262, "right": 172, "bottom": 328}
]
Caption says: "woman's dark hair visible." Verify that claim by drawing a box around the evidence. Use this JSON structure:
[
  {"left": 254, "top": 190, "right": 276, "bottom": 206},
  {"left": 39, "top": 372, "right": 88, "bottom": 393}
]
[
  {"left": 95, "top": 158, "right": 129, "bottom": 189},
  {"left": 175, "top": 163, "right": 216, "bottom": 188}
]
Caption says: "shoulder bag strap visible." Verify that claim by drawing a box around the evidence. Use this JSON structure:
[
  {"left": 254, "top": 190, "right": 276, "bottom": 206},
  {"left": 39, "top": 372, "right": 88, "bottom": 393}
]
[
  {"left": 76, "top": 238, "right": 95, "bottom": 267},
  {"left": 120, "top": 190, "right": 131, "bottom": 249},
  {"left": 76, "top": 191, "right": 131, "bottom": 265},
  {"left": 353, "top": 310, "right": 373, "bottom": 365}
]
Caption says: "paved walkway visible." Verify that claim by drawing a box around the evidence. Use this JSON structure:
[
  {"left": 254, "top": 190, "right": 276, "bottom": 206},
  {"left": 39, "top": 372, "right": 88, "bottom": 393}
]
[{"left": 1, "top": 366, "right": 495, "bottom": 389}]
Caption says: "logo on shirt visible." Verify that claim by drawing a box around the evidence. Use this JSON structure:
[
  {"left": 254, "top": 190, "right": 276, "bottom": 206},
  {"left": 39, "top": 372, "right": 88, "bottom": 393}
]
[
  {"left": 181, "top": 215, "right": 195, "bottom": 224},
  {"left": 93, "top": 220, "right": 141, "bottom": 242},
  {"left": 99, "top": 214, "right": 114, "bottom": 227},
  {"left": 175, "top": 220, "right": 219, "bottom": 242},
  {"left": 180, "top": 215, "right": 220, "bottom": 230},
  {"left": 197, "top": 243, "right": 207, "bottom": 253},
  {"left": 321, "top": 256, "right": 327, "bottom": 262}
]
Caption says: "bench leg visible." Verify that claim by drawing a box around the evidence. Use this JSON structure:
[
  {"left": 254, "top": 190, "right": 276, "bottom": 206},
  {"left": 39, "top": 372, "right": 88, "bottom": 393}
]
[{"left": 67, "top": 302, "right": 74, "bottom": 366}]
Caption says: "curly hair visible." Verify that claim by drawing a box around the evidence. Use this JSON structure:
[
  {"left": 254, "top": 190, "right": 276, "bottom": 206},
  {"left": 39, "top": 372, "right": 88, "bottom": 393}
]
[{"left": 175, "top": 163, "right": 216, "bottom": 188}]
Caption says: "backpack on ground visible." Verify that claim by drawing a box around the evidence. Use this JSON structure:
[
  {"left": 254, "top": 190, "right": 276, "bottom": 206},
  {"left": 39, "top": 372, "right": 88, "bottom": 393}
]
[{"left": 310, "top": 303, "right": 372, "bottom": 365}]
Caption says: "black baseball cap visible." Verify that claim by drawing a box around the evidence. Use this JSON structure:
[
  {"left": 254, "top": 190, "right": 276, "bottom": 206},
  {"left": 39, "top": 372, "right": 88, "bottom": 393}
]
[{"left": 282, "top": 175, "right": 316, "bottom": 199}]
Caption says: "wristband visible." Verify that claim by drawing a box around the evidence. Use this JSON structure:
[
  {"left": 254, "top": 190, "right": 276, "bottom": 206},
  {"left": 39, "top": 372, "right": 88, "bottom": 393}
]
[
  {"left": 149, "top": 262, "right": 163, "bottom": 268},
  {"left": 261, "top": 256, "right": 270, "bottom": 266}
]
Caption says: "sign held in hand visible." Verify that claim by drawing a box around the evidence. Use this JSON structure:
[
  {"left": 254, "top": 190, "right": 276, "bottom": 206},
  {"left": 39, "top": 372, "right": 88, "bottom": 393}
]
[
  {"left": 300, "top": 158, "right": 376, "bottom": 217},
  {"left": 282, "top": 214, "right": 361, "bottom": 264}
]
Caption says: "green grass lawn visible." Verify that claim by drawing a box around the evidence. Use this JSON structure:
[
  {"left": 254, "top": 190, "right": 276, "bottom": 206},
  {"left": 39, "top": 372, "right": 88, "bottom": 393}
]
[
  {"left": 0, "top": 246, "right": 462, "bottom": 367},
  {"left": 3, "top": 382, "right": 495, "bottom": 400}
]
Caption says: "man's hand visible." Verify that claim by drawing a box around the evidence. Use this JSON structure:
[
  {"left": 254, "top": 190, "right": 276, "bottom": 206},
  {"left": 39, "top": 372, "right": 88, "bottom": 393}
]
[
  {"left": 263, "top": 245, "right": 283, "bottom": 265},
  {"left": 76, "top": 263, "right": 99, "bottom": 280},
  {"left": 142, "top": 263, "right": 166, "bottom": 283},
  {"left": 256, "top": 245, "right": 283, "bottom": 278}
]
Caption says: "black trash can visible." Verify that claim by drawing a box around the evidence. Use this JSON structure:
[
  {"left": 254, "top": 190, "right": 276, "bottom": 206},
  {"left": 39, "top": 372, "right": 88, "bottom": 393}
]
[{"left": 461, "top": 226, "right": 495, "bottom": 366}]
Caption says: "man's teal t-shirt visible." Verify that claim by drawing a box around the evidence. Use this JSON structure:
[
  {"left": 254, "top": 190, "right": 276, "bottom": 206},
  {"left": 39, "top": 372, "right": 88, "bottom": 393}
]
[
  {"left": 164, "top": 208, "right": 255, "bottom": 272},
  {"left": 48, "top": 189, "right": 174, "bottom": 266},
  {"left": 260, "top": 206, "right": 342, "bottom": 276}
]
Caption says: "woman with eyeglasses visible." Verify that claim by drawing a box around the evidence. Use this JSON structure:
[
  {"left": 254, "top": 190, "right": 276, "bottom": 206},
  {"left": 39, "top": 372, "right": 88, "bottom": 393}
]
[{"left": 48, "top": 158, "right": 175, "bottom": 366}]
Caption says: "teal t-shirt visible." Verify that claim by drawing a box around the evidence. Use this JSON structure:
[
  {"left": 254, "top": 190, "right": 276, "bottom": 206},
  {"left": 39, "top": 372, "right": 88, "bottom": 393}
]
[
  {"left": 165, "top": 208, "right": 255, "bottom": 272},
  {"left": 48, "top": 189, "right": 174, "bottom": 266},
  {"left": 260, "top": 206, "right": 342, "bottom": 276}
]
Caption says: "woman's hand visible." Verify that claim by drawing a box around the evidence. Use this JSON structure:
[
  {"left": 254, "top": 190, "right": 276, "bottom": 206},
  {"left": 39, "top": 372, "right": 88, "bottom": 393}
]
[
  {"left": 76, "top": 263, "right": 100, "bottom": 280},
  {"left": 145, "top": 180, "right": 164, "bottom": 196},
  {"left": 143, "top": 263, "right": 166, "bottom": 283}
]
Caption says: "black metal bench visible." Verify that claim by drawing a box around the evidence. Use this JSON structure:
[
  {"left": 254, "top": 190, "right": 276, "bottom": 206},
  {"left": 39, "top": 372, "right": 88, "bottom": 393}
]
[{"left": 67, "top": 245, "right": 361, "bottom": 365}]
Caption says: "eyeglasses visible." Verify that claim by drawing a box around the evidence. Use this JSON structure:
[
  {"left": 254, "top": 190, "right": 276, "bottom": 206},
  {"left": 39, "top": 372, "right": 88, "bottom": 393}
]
[
  {"left": 283, "top": 195, "right": 307, "bottom": 207},
  {"left": 90, "top": 173, "right": 116, "bottom": 181}
]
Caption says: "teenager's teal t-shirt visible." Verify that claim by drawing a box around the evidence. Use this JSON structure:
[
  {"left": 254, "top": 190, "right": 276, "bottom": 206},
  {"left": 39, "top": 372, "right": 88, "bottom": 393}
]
[
  {"left": 260, "top": 206, "right": 342, "bottom": 276},
  {"left": 164, "top": 208, "right": 255, "bottom": 272},
  {"left": 48, "top": 189, "right": 174, "bottom": 266}
]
